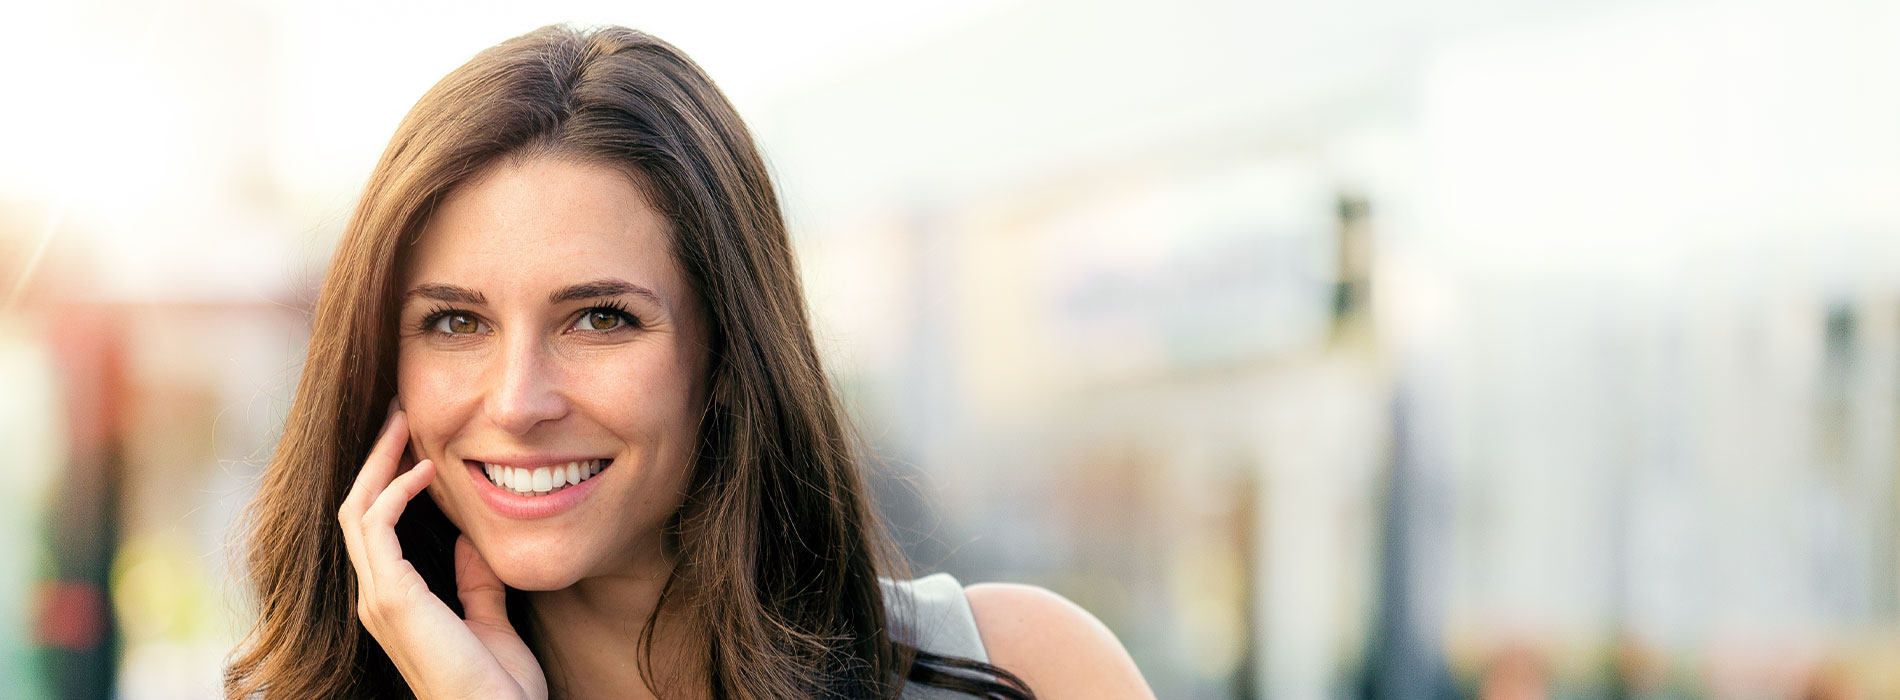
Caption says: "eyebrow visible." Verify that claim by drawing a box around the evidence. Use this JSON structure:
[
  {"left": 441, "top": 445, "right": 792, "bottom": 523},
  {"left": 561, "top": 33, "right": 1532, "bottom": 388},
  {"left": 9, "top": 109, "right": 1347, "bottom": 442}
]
[
  {"left": 549, "top": 278, "right": 664, "bottom": 306},
  {"left": 401, "top": 278, "right": 663, "bottom": 308},
  {"left": 405, "top": 283, "right": 487, "bottom": 305}
]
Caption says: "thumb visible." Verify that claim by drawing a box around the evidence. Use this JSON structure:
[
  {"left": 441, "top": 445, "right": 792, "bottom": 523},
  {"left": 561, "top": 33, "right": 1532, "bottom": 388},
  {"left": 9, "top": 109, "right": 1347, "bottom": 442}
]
[{"left": 454, "top": 534, "right": 512, "bottom": 628}]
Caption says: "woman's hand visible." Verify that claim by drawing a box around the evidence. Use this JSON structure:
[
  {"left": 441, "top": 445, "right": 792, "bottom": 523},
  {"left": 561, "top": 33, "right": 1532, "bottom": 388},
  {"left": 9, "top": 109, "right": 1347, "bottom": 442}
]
[{"left": 338, "top": 401, "right": 549, "bottom": 700}]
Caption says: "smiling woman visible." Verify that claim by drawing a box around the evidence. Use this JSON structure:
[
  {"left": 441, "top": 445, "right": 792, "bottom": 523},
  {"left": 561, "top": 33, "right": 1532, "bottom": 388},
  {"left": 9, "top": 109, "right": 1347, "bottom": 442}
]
[
  {"left": 223, "top": 23, "right": 1152, "bottom": 700},
  {"left": 396, "top": 158, "right": 714, "bottom": 592}
]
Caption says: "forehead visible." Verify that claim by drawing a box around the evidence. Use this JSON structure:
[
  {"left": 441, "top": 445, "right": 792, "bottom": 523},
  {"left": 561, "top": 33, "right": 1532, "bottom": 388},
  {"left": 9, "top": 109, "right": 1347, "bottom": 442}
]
[{"left": 403, "top": 157, "right": 681, "bottom": 298}]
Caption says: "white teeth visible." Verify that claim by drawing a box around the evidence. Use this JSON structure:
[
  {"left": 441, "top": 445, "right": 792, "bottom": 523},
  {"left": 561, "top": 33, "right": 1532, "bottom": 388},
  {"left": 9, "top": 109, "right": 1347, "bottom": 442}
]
[{"left": 481, "top": 459, "right": 608, "bottom": 496}]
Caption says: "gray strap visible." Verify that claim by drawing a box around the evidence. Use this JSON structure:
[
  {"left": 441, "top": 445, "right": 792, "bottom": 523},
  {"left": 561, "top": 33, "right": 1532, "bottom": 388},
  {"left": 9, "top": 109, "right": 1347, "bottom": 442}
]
[
  {"left": 882, "top": 572, "right": 994, "bottom": 699},
  {"left": 881, "top": 572, "right": 989, "bottom": 663}
]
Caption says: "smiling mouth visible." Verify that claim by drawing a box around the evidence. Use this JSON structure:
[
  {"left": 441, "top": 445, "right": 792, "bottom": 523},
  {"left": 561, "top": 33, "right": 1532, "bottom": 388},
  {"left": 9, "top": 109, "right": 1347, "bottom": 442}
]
[{"left": 478, "top": 459, "right": 611, "bottom": 496}]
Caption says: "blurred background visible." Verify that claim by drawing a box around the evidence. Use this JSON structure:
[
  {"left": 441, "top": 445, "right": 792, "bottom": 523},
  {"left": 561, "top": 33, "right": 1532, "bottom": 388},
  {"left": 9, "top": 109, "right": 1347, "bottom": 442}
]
[{"left": 3, "top": 0, "right": 1899, "bottom": 698}]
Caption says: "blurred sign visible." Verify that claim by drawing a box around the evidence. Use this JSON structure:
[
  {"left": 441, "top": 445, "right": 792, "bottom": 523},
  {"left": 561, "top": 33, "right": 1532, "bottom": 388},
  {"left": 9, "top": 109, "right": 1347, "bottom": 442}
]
[{"left": 1026, "top": 159, "right": 1338, "bottom": 384}]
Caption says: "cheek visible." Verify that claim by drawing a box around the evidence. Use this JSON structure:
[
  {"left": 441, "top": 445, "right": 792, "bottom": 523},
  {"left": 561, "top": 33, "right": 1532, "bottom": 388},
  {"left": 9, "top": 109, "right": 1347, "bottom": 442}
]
[
  {"left": 396, "top": 349, "right": 481, "bottom": 453},
  {"left": 567, "top": 347, "right": 704, "bottom": 437},
  {"left": 401, "top": 353, "right": 473, "bottom": 526},
  {"left": 567, "top": 357, "right": 651, "bottom": 421}
]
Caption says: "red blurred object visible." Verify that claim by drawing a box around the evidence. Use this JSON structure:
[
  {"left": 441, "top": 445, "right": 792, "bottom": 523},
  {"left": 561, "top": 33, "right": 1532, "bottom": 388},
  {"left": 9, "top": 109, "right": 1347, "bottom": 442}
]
[{"left": 32, "top": 581, "right": 107, "bottom": 651}]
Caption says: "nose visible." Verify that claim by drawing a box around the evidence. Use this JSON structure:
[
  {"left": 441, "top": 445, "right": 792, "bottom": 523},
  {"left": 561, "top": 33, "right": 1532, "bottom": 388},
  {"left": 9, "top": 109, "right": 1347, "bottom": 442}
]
[{"left": 483, "top": 334, "right": 569, "bottom": 436}]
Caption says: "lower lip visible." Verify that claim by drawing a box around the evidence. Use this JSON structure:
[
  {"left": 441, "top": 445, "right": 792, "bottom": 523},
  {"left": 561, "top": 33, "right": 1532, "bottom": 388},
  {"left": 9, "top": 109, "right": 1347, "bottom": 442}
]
[{"left": 467, "top": 460, "right": 611, "bottom": 520}]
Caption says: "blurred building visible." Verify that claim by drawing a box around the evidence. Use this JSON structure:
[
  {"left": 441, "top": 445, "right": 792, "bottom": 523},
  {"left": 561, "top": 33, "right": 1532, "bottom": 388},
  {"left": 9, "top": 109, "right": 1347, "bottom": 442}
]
[{"left": 756, "top": 0, "right": 1900, "bottom": 699}]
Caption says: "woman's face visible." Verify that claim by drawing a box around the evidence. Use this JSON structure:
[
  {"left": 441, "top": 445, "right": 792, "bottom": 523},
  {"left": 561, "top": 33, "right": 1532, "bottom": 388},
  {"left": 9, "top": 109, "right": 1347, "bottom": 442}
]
[{"left": 396, "top": 155, "right": 711, "bottom": 591}]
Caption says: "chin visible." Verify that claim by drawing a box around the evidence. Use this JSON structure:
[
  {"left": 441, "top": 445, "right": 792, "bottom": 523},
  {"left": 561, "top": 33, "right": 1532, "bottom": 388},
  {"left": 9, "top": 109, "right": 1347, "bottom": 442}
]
[
  {"left": 491, "top": 558, "right": 589, "bottom": 592},
  {"left": 480, "top": 538, "right": 594, "bottom": 591},
  {"left": 426, "top": 492, "right": 601, "bottom": 591}
]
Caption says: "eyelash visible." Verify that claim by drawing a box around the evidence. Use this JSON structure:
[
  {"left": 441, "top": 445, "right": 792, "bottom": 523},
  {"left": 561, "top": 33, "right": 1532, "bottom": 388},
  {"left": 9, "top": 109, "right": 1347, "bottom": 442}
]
[
  {"left": 414, "top": 302, "right": 641, "bottom": 336},
  {"left": 576, "top": 300, "right": 640, "bottom": 332},
  {"left": 415, "top": 304, "right": 470, "bottom": 335}
]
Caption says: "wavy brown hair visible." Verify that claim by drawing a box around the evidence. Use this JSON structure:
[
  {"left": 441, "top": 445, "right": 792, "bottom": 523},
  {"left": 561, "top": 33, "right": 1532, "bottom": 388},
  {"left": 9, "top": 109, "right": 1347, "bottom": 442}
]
[{"left": 224, "top": 24, "right": 1033, "bottom": 700}]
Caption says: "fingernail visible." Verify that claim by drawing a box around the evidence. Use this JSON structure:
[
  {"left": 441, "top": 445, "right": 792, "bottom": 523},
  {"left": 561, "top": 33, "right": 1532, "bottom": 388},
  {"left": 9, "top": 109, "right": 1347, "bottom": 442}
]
[{"left": 397, "top": 458, "right": 427, "bottom": 477}]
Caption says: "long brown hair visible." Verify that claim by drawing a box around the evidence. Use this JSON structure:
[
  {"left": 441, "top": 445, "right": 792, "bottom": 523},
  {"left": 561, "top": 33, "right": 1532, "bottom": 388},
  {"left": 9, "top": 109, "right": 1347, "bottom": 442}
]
[{"left": 224, "top": 23, "right": 1033, "bottom": 700}]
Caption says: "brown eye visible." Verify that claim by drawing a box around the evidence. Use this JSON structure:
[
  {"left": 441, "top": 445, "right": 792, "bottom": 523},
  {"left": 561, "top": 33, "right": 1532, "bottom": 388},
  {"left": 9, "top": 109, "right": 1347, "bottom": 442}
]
[
  {"left": 571, "top": 306, "right": 636, "bottom": 333},
  {"left": 584, "top": 310, "right": 623, "bottom": 331},
  {"left": 430, "top": 312, "right": 485, "bottom": 335}
]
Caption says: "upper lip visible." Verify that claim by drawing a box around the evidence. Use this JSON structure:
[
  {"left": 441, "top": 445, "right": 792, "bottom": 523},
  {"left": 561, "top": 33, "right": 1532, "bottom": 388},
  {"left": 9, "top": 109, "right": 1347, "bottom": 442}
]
[{"left": 465, "top": 455, "right": 613, "bottom": 469}]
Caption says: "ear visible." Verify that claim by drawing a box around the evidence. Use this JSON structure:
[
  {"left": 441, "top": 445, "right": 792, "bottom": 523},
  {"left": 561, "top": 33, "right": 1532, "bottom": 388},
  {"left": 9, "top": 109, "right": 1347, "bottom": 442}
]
[
  {"left": 693, "top": 361, "right": 738, "bottom": 461},
  {"left": 708, "top": 361, "right": 738, "bottom": 412}
]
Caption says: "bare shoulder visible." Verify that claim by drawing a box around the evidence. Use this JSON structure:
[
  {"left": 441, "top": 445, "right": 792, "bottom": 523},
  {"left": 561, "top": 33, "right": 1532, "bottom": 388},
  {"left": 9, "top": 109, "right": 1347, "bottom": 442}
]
[{"left": 963, "top": 582, "right": 1157, "bottom": 700}]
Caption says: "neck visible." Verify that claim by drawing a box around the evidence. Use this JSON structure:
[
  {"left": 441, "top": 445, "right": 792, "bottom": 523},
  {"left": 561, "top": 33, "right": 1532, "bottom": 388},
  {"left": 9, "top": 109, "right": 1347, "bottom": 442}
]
[{"left": 523, "top": 559, "right": 710, "bottom": 700}]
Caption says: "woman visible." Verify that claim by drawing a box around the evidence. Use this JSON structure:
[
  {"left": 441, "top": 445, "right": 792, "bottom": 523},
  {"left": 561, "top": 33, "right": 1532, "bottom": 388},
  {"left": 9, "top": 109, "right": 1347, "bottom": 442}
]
[{"left": 225, "top": 24, "right": 1154, "bottom": 700}]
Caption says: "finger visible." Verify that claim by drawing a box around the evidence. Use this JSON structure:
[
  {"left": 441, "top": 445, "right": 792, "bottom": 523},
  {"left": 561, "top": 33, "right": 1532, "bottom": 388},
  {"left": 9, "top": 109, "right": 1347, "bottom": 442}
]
[
  {"left": 392, "top": 397, "right": 419, "bottom": 477},
  {"left": 397, "top": 437, "right": 418, "bottom": 476},
  {"left": 361, "top": 458, "right": 436, "bottom": 569},
  {"left": 338, "top": 404, "right": 405, "bottom": 582},
  {"left": 454, "top": 535, "right": 514, "bottom": 629},
  {"left": 342, "top": 408, "right": 410, "bottom": 521}
]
